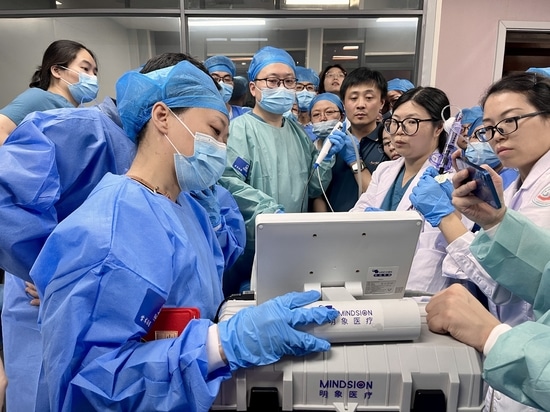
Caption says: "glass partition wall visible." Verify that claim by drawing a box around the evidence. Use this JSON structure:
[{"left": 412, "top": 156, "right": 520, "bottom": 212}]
[{"left": 0, "top": 0, "right": 424, "bottom": 107}]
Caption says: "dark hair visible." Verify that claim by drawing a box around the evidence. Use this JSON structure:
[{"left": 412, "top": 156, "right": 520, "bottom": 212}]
[
  {"left": 318, "top": 64, "right": 347, "bottom": 94},
  {"left": 481, "top": 72, "right": 550, "bottom": 115},
  {"left": 339, "top": 67, "right": 387, "bottom": 102},
  {"left": 29, "top": 40, "right": 97, "bottom": 90},
  {"left": 139, "top": 52, "right": 204, "bottom": 75},
  {"left": 393, "top": 86, "right": 449, "bottom": 153},
  {"left": 135, "top": 52, "right": 218, "bottom": 145}
]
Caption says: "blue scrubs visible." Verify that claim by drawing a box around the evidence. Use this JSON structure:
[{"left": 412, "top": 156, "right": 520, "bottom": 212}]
[
  {"left": 229, "top": 104, "right": 251, "bottom": 120},
  {"left": 31, "top": 174, "right": 231, "bottom": 411},
  {"left": 0, "top": 88, "right": 72, "bottom": 125}
]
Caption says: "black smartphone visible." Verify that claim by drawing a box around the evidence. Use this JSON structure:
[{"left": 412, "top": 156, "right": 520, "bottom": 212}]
[{"left": 455, "top": 157, "right": 502, "bottom": 209}]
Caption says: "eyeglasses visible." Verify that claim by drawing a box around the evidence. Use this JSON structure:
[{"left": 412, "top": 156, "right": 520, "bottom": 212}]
[
  {"left": 311, "top": 109, "right": 341, "bottom": 121},
  {"left": 383, "top": 117, "right": 436, "bottom": 136},
  {"left": 295, "top": 83, "right": 317, "bottom": 92},
  {"left": 473, "top": 111, "right": 548, "bottom": 142},
  {"left": 254, "top": 77, "right": 297, "bottom": 89},
  {"left": 211, "top": 74, "right": 233, "bottom": 84},
  {"left": 325, "top": 72, "right": 346, "bottom": 80}
]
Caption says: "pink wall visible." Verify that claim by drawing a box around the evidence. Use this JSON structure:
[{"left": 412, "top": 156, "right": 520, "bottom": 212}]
[{"left": 435, "top": 0, "right": 550, "bottom": 108}]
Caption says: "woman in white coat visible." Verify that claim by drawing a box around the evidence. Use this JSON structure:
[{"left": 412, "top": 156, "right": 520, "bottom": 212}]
[
  {"left": 419, "top": 71, "right": 550, "bottom": 412},
  {"left": 351, "top": 86, "right": 458, "bottom": 294}
]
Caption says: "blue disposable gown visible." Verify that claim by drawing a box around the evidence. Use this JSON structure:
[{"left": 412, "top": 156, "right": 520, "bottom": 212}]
[
  {"left": 31, "top": 174, "right": 230, "bottom": 412},
  {"left": 213, "top": 185, "right": 246, "bottom": 269},
  {"left": 470, "top": 209, "right": 550, "bottom": 410},
  {"left": 0, "top": 106, "right": 244, "bottom": 411},
  {"left": 0, "top": 108, "right": 135, "bottom": 412}
]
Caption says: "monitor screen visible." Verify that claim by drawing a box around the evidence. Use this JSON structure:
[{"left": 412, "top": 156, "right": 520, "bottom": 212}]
[{"left": 253, "top": 211, "right": 423, "bottom": 304}]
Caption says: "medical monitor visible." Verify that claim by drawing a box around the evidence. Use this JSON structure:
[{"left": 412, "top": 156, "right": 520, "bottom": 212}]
[{"left": 254, "top": 211, "right": 423, "bottom": 304}]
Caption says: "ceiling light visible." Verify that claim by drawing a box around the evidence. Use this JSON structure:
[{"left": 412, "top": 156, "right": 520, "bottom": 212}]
[
  {"left": 230, "top": 37, "right": 268, "bottom": 42},
  {"left": 230, "top": 57, "right": 254, "bottom": 62},
  {"left": 188, "top": 18, "right": 266, "bottom": 27},
  {"left": 286, "top": 0, "right": 348, "bottom": 5},
  {"left": 332, "top": 55, "right": 358, "bottom": 60},
  {"left": 206, "top": 38, "right": 228, "bottom": 42},
  {"left": 343, "top": 45, "right": 358, "bottom": 50},
  {"left": 56, "top": 0, "right": 62, "bottom": 4}
]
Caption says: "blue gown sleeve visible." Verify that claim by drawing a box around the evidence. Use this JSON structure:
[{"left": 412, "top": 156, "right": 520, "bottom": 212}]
[
  {"left": 0, "top": 118, "right": 61, "bottom": 280},
  {"left": 0, "top": 109, "right": 134, "bottom": 281},
  {"left": 214, "top": 185, "right": 246, "bottom": 269},
  {"left": 31, "top": 181, "right": 230, "bottom": 412}
]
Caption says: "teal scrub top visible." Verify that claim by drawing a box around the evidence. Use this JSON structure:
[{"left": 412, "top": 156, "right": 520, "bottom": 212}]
[{"left": 471, "top": 209, "right": 550, "bottom": 410}]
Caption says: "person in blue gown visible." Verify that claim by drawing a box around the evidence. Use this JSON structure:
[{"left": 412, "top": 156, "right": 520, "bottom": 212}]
[
  {"left": 0, "top": 54, "right": 244, "bottom": 412},
  {"left": 29, "top": 55, "right": 337, "bottom": 411}
]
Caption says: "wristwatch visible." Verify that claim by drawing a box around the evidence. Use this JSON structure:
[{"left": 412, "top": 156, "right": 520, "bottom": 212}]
[{"left": 350, "top": 160, "right": 366, "bottom": 174}]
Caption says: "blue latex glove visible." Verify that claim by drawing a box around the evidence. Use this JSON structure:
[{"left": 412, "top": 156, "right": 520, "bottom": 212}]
[
  {"left": 218, "top": 290, "right": 338, "bottom": 371},
  {"left": 341, "top": 133, "right": 360, "bottom": 164},
  {"left": 190, "top": 186, "right": 221, "bottom": 227},
  {"left": 423, "top": 166, "right": 454, "bottom": 199},
  {"left": 364, "top": 207, "right": 384, "bottom": 212},
  {"left": 409, "top": 172, "right": 455, "bottom": 227},
  {"left": 324, "top": 129, "right": 346, "bottom": 161}
]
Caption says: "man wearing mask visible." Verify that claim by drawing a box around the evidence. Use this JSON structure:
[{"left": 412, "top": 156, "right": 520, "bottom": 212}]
[
  {"left": 220, "top": 46, "right": 344, "bottom": 295},
  {"left": 204, "top": 55, "right": 250, "bottom": 121}
]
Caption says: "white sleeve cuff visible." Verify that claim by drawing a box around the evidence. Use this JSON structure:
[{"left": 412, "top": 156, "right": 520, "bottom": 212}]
[
  {"left": 482, "top": 222, "right": 500, "bottom": 239},
  {"left": 206, "top": 324, "right": 227, "bottom": 373},
  {"left": 483, "top": 323, "right": 512, "bottom": 356}
]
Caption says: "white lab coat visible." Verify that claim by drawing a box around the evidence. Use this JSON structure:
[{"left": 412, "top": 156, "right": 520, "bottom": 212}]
[
  {"left": 351, "top": 156, "right": 454, "bottom": 294},
  {"left": 443, "top": 149, "right": 550, "bottom": 412}
]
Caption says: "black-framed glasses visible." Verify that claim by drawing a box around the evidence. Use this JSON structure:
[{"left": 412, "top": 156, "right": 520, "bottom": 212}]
[
  {"left": 212, "top": 74, "right": 233, "bottom": 84},
  {"left": 473, "top": 111, "right": 548, "bottom": 142},
  {"left": 295, "top": 83, "right": 316, "bottom": 92},
  {"left": 383, "top": 117, "right": 437, "bottom": 136},
  {"left": 254, "top": 77, "right": 297, "bottom": 89},
  {"left": 310, "top": 109, "right": 341, "bottom": 121}
]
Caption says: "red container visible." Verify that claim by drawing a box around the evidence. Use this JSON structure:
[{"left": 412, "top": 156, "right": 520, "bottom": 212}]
[{"left": 143, "top": 307, "right": 201, "bottom": 341}]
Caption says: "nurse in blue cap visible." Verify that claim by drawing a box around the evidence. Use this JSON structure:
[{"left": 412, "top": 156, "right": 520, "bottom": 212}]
[
  {"left": 204, "top": 55, "right": 250, "bottom": 120},
  {"left": 386, "top": 78, "right": 415, "bottom": 112},
  {"left": 30, "top": 54, "right": 337, "bottom": 412}
]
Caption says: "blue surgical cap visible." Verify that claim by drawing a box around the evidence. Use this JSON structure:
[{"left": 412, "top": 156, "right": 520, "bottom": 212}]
[
  {"left": 247, "top": 46, "right": 296, "bottom": 81},
  {"left": 526, "top": 67, "right": 550, "bottom": 77},
  {"left": 461, "top": 106, "right": 483, "bottom": 125},
  {"left": 467, "top": 115, "right": 483, "bottom": 137},
  {"left": 204, "top": 55, "right": 236, "bottom": 77},
  {"left": 116, "top": 60, "right": 228, "bottom": 142},
  {"left": 309, "top": 92, "right": 344, "bottom": 115},
  {"left": 296, "top": 66, "right": 320, "bottom": 88},
  {"left": 387, "top": 78, "right": 415, "bottom": 93}
]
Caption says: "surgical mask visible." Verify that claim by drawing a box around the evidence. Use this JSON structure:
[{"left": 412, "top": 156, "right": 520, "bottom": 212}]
[
  {"left": 59, "top": 67, "right": 99, "bottom": 104},
  {"left": 219, "top": 82, "right": 234, "bottom": 103},
  {"left": 165, "top": 109, "right": 227, "bottom": 192},
  {"left": 464, "top": 141, "right": 501, "bottom": 168},
  {"left": 312, "top": 119, "right": 340, "bottom": 139},
  {"left": 283, "top": 109, "right": 298, "bottom": 122},
  {"left": 258, "top": 87, "right": 295, "bottom": 115},
  {"left": 296, "top": 90, "right": 316, "bottom": 112}
]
